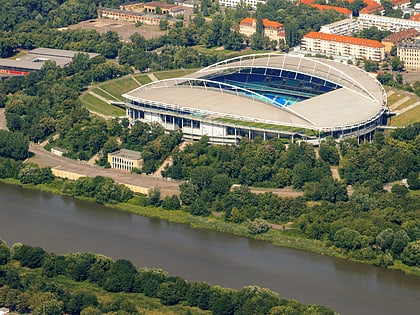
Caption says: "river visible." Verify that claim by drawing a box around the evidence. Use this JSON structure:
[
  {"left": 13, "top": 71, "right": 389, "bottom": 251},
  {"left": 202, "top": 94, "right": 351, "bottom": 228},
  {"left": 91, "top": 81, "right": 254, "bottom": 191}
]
[{"left": 0, "top": 183, "right": 419, "bottom": 315}]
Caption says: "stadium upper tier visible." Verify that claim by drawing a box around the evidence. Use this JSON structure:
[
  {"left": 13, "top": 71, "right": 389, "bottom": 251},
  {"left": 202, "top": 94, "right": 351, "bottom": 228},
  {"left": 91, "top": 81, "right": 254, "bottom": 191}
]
[{"left": 123, "top": 54, "right": 388, "bottom": 143}]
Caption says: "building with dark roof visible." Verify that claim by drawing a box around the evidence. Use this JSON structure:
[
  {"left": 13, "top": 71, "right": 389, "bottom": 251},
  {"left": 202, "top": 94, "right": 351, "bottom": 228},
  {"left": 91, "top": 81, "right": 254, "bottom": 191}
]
[
  {"left": 0, "top": 48, "right": 99, "bottom": 77},
  {"left": 382, "top": 28, "right": 420, "bottom": 53}
]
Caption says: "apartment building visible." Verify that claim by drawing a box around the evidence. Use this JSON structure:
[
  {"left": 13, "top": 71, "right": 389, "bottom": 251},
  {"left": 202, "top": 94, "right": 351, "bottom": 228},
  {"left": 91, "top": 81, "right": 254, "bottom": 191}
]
[
  {"left": 358, "top": 14, "right": 420, "bottom": 32},
  {"left": 239, "top": 18, "right": 285, "bottom": 44},
  {"left": 219, "top": 0, "right": 266, "bottom": 9},
  {"left": 398, "top": 38, "right": 420, "bottom": 70},
  {"left": 302, "top": 32, "right": 385, "bottom": 61},
  {"left": 320, "top": 18, "right": 359, "bottom": 36},
  {"left": 382, "top": 28, "right": 420, "bottom": 53}
]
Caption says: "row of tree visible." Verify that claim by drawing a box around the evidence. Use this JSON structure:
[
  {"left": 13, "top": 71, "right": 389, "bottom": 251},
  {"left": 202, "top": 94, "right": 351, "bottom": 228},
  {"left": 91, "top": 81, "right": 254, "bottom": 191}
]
[{"left": 0, "top": 242, "right": 334, "bottom": 315}]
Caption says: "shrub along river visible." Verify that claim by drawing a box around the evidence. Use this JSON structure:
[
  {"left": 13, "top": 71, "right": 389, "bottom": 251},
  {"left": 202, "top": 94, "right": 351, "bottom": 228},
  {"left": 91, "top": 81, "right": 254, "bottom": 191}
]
[{"left": 0, "top": 183, "right": 419, "bottom": 315}]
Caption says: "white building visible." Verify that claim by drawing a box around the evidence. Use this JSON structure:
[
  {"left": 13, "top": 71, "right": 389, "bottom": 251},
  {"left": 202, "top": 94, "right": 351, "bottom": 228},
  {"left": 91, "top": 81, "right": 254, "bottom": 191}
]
[
  {"left": 398, "top": 38, "right": 420, "bottom": 70},
  {"left": 358, "top": 14, "right": 420, "bottom": 32},
  {"left": 219, "top": 0, "right": 266, "bottom": 9},
  {"left": 301, "top": 32, "right": 385, "bottom": 61},
  {"left": 0, "top": 308, "right": 9, "bottom": 315},
  {"left": 239, "top": 18, "right": 285, "bottom": 44},
  {"left": 320, "top": 18, "right": 359, "bottom": 36}
]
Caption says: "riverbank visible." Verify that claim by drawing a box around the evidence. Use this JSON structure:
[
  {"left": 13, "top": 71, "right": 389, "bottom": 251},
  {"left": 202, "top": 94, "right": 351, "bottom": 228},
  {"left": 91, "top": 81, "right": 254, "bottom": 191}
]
[{"left": 1, "top": 178, "right": 419, "bottom": 277}]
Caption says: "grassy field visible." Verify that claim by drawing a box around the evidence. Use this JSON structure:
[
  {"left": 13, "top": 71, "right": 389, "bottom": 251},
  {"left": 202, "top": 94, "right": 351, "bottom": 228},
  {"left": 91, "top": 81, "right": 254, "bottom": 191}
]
[
  {"left": 133, "top": 74, "right": 153, "bottom": 85},
  {"left": 154, "top": 68, "right": 198, "bottom": 80},
  {"left": 390, "top": 105, "right": 420, "bottom": 127},
  {"left": 98, "top": 76, "right": 141, "bottom": 101},
  {"left": 81, "top": 94, "right": 125, "bottom": 117},
  {"left": 395, "top": 98, "right": 418, "bottom": 111},
  {"left": 387, "top": 92, "right": 406, "bottom": 106},
  {"left": 91, "top": 87, "right": 120, "bottom": 101}
]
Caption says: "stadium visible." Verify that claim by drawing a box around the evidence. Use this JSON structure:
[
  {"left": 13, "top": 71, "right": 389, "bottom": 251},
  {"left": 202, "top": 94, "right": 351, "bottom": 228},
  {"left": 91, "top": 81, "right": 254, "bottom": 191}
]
[{"left": 123, "top": 53, "right": 388, "bottom": 144}]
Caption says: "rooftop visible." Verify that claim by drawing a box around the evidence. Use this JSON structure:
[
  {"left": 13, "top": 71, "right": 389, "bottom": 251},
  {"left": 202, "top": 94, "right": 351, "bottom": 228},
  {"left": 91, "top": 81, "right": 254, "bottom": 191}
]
[
  {"left": 304, "top": 31, "right": 384, "bottom": 48},
  {"left": 383, "top": 28, "right": 420, "bottom": 44},
  {"left": 124, "top": 54, "right": 386, "bottom": 131},
  {"left": 109, "top": 149, "right": 142, "bottom": 160}
]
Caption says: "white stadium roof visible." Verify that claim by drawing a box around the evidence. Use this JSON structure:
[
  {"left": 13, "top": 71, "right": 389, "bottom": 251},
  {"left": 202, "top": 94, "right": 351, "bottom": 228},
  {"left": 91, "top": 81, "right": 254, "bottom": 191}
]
[{"left": 123, "top": 54, "right": 387, "bottom": 132}]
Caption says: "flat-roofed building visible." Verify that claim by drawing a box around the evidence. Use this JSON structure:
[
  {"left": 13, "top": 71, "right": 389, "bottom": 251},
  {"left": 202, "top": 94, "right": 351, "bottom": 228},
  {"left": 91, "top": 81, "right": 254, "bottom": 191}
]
[
  {"left": 382, "top": 28, "right": 420, "bottom": 53},
  {"left": 98, "top": 7, "right": 181, "bottom": 26},
  {"left": 301, "top": 31, "right": 385, "bottom": 61},
  {"left": 108, "top": 149, "right": 143, "bottom": 172},
  {"left": 320, "top": 18, "right": 359, "bottom": 36},
  {"left": 0, "top": 48, "right": 99, "bottom": 77},
  {"left": 398, "top": 38, "right": 420, "bottom": 70},
  {"left": 240, "top": 18, "right": 285, "bottom": 45},
  {"left": 143, "top": 1, "right": 185, "bottom": 16},
  {"left": 358, "top": 14, "right": 420, "bottom": 32}
]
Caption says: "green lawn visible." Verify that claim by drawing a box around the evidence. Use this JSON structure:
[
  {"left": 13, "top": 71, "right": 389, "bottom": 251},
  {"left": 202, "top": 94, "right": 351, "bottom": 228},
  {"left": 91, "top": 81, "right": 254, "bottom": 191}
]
[
  {"left": 395, "top": 98, "right": 418, "bottom": 111},
  {"left": 133, "top": 74, "right": 153, "bottom": 85},
  {"left": 154, "top": 68, "right": 198, "bottom": 80},
  {"left": 390, "top": 105, "right": 420, "bottom": 127},
  {"left": 98, "top": 77, "right": 141, "bottom": 101},
  {"left": 81, "top": 93, "right": 125, "bottom": 117},
  {"left": 387, "top": 93, "right": 406, "bottom": 106},
  {"left": 91, "top": 87, "right": 120, "bottom": 101}
]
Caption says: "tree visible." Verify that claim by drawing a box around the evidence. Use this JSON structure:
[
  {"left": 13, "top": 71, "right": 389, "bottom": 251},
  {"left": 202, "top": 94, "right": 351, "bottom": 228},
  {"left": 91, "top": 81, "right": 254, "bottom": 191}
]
[
  {"left": 148, "top": 186, "right": 161, "bottom": 206},
  {"left": 0, "top": 130, "right": 29, "bottom": 160},
  {"left": 391, "top": 56, "right": 404, "bottom": 71},
  {"left": 248, "top": 218, "right": 270, "bottom": 234},
  {"left": 66, "top": 291, "right": 97, "bottom": 315},
  {"left": 402, "top": 240, "right": 420, "bottom": 267},
  {"left": 376, "top": 228, "right": 395, "bottom": 251},
  {"left": 103, "top": 259, "right": 138, "bottom": 292},
  {"left": 407, "top": 172, "right": 420, "bottom": 190},
  {"left": 334, "top": 228, "right": 362, "bottom": 250},
  {"left": 391, "top": 230, "right": 410, "bottom": 256},
  {"left": 364, "top": 60, "right": 379, "bottom": 72},
  {"left": 163, "top": 195, "right": 181, "bottom": 210},
  {"left": 0, "top": 241, "right": 11, "bottom": 265}
]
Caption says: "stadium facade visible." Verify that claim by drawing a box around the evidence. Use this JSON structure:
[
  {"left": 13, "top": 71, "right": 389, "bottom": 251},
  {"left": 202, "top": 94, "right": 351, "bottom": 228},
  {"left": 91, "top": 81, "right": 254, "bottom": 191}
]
[{"left": 123, "top": 54, "right": 388, "bottom": 145}]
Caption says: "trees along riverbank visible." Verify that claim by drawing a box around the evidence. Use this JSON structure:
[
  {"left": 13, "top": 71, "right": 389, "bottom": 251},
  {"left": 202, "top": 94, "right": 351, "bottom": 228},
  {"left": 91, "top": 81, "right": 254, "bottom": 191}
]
[{"left": 0, "top": 241, "right": 335, "bottom": 315}]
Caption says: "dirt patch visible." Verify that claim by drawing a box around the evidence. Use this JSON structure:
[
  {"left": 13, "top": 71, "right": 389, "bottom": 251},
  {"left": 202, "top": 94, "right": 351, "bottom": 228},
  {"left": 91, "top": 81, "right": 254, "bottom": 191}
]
[{"left": 68, "top": 18, "right": 164, "bottom": 41}]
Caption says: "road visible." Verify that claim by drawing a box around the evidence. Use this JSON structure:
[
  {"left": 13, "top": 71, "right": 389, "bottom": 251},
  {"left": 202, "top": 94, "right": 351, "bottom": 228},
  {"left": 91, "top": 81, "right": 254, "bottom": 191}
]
[{"left": 28, "top": 143, "right": 180, "bottom": 197}]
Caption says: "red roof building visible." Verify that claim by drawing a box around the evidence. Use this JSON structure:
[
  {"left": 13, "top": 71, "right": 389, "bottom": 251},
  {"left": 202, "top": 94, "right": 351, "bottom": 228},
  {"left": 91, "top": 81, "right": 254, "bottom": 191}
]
[{"left": 302, "top": 31, "right": 385, "bottom": 60}]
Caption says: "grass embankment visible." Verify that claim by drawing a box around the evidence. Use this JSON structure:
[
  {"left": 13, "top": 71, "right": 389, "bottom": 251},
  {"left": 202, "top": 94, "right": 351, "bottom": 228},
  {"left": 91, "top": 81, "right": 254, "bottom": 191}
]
[
  {"left": 81, "top": 94, "right": 125, "bottom": 117},
  {"left": 390, "top": 105, "right": 420, "bottom": 127},
  {"left": 154, "top": 68, "right": 198, "bottom": 80},
  {"left": 2, "top": 178, "right": 420, "bottom": 277}
]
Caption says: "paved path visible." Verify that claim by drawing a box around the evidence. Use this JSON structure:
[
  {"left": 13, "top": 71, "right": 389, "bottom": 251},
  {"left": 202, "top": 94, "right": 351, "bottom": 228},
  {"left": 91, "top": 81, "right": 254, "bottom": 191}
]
[
  {"left": 28, "top": 143, "right": 180, "bottom": 197},
  {"left": 147, "top": 73, "right": 159, "bottom": 82},
  {"left": 0, "top": 108, "right": 7, "bottom": 131},
  {"left": 395, "top": 101, "right": 420, "bottom": 115}
]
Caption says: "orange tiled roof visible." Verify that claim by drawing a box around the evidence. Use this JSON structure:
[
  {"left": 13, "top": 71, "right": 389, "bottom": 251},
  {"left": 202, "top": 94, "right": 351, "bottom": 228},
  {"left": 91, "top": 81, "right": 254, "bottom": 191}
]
[
  {"left": 304, "top": 31, "right": 384, "bottom": 48},
  {"left": 308, "top": 4, "right": 352, "bottom": 15},
  {"left": 410, "top": 14, "right": 420, "bottom": 21},
  {"left": 240, "top": 17, "right": 255, "bottom": 26},
  {"left": 391, "top": 0, "right": 410, "bottom": 5},
  {"left": 240, "top": 17, "right": 283, "bottom": 29},
  {"left": 262, "top": 18, "right": 283, "bottom": 28}
]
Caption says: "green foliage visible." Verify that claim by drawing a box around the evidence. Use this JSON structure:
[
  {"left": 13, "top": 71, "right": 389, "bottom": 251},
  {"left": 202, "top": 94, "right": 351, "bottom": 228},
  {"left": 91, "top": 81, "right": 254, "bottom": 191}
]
[
  {"left": 0, "top": 130, "right": 29, "bottom": 160},
  {"left": 18, "top": 164, "right": 54, "bottom": 185},
  {"left": 12, "top": 243, "right": 46, "bottom": 268},
  {"left": 248, "top": 218, "right": 270, "bottom": 235},
  {"left": 148, "top": 186, "right": 161, "bottom": 206},
  {"left": 402, "top": 240, "right": 420, "bottom": 267},
  {"left": 0, "top": 241, "right": 11, "bottom": 265},
  {"left": 163, "top": 195, "right": 181, "bottom": 210}
]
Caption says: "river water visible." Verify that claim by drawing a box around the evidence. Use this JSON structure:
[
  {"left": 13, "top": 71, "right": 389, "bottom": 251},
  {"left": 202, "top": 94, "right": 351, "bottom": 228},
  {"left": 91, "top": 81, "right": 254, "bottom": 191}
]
[{"left": 0, "top": 183, "right": 419, "bottom": 315}]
